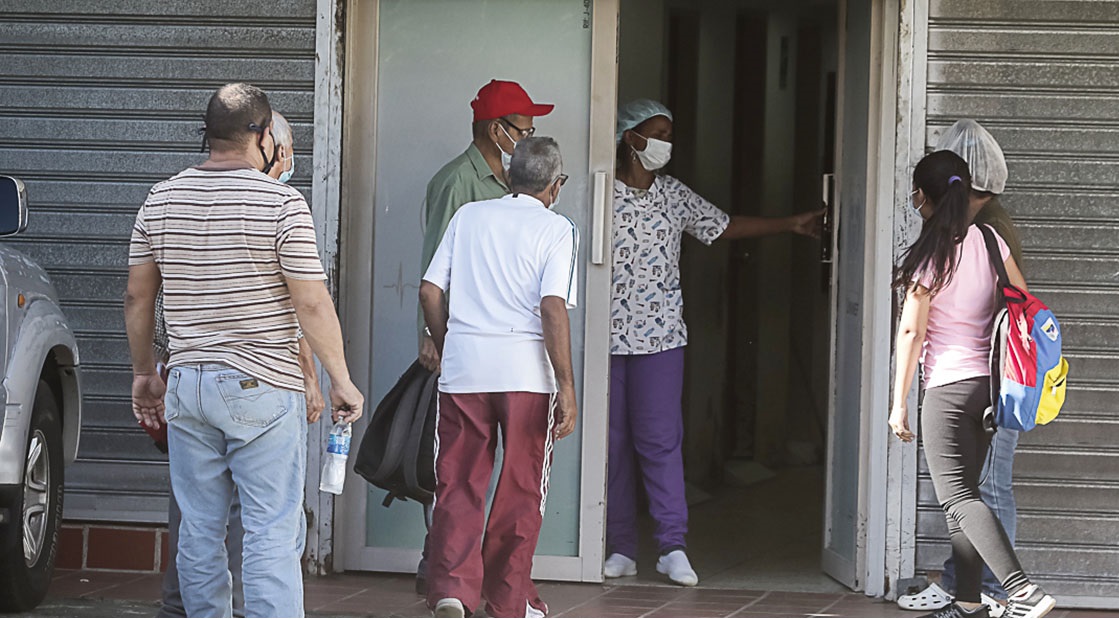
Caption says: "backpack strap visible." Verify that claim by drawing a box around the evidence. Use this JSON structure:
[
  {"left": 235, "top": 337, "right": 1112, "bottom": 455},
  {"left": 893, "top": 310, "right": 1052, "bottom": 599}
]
[{"left": 978, "top": 224, "right": 1011, "bottom": 291}]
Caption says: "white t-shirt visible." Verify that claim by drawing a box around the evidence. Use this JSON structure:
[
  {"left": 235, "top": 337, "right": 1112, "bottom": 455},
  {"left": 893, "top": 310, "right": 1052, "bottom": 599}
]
[{"left": 423, "top": 193, "right": 579, "bottom": 394}]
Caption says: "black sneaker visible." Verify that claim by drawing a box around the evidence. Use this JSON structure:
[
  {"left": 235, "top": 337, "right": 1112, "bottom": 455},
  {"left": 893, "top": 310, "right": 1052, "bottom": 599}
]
[
  {"left": 1003, "top": 584, "right": 1056, "bottom": 618},
  {"left": 921, "top": 602, "right": 992, "bottom": 618}
]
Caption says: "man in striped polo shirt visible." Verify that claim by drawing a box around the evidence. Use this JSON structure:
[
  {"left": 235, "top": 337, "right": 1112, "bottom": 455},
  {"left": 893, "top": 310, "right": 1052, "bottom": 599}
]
[
  {"left": 419, "top": 137, "right": 579, "bottom": 619},
  {"left": 124, "top": 83, "right": 364, "bottom": 618}
]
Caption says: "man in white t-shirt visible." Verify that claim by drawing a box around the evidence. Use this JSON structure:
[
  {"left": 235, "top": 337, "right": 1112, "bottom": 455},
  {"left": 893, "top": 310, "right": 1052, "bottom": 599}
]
[{"left": 419, "top": 137, "right": 578, "bottom": 619}]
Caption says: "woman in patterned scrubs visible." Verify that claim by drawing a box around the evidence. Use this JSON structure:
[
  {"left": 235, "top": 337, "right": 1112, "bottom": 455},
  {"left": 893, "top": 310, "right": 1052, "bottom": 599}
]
[{"left": 605, "top": 100, "right": 823, "bottom": 586}]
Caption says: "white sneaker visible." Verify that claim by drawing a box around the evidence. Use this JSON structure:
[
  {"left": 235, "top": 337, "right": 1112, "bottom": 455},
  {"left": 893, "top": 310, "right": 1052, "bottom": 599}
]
[
  {"left": 981, "top": 593, "right": 1006, "bottom": 618},
  {"left": 898, "top": 582, "right": 954, "bottom": 611},
  {"left": 1004, "top": 584, "right": 1056, "bottom": 619},
  {"left": 434, "top": 598, "right": 465, "bottom": 618},
  {"left": 603, "top": 553, "right": 638, "bottom": 578},
  {"left": 656, "top": 549, "right": 699, "bottom": 587},
  {"left": 526, "top": 601, "right": 546, "bottom": 618}
]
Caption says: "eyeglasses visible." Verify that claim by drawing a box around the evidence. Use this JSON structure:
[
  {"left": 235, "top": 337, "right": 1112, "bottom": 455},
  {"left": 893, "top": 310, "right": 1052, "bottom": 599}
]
[
  {"left": 500, "top": 117, "right": 536, "bottom": 139},
  {"left": 554, "top": 174, "right": 569, "bottom": 187}
]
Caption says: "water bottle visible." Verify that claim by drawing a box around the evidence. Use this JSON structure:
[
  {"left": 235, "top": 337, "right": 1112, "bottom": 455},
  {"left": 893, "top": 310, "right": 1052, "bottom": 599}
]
[{"left": 319, "top": 421, "right": 351, "bottom": 495}]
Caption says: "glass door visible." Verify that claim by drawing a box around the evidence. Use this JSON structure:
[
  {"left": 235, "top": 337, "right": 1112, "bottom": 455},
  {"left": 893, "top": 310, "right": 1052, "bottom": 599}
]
[{"left": 342, "top": 0, "right": 618, "bottom": 582}]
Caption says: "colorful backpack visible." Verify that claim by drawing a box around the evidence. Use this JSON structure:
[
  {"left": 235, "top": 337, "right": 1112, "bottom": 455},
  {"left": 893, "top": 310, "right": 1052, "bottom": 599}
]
[{"left": 980, "top": 225, "right": 1069, "bottom": 431}]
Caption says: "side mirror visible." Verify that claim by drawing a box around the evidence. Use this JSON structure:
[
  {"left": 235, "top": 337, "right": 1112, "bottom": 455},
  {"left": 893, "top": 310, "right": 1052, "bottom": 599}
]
[{"left": 0, "top": 175, "right": 28, "bottom": 237}]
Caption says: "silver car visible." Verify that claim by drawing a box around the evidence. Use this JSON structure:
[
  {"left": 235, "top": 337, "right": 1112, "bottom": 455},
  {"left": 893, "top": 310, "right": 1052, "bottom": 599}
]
[{"left": 0, "top": 175, "right": 82, "bottom": 611}]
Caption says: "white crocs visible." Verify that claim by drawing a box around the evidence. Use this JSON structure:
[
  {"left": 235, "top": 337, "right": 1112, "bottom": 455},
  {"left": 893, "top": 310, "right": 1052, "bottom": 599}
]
[
  {"left": 526, "top": 601, "right": 546, "bottom": 618},
  {"left": 656, "top": 549, "right": 699, "bottom": 587},
  {"left": 898, "top": 582, "right": 954, "bottom": 611},
  {"left": 604, "top": 553, "right": 638, "bottom": 578}
]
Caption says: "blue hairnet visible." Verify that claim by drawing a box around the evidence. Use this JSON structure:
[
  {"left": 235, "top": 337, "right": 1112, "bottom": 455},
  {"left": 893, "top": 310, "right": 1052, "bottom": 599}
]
[{"left": 616, "top": 99, "right": 673, "bottom": 144}]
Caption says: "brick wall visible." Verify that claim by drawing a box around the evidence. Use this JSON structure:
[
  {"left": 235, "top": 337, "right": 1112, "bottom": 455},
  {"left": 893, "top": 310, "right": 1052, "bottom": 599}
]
[{"left": 57, "top": 523, "right": 169, "bottom": 572}]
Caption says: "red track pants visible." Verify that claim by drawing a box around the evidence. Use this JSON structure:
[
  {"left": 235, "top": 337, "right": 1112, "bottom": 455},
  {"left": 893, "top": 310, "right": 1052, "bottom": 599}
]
[{"left": 426, "top": 391, "right": 555, "bottom": 618}]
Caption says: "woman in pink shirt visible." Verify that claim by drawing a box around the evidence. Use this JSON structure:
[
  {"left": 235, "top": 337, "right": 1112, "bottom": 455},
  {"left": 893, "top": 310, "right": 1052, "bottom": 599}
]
[{"left": 890, "top": 150, "right": 1055, "bottom": 618}]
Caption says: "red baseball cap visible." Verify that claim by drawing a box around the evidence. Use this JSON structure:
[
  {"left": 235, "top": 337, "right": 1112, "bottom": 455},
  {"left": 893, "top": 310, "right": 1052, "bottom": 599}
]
[{"left": 471, "top": 79, "right": 554, "bottom": 122}]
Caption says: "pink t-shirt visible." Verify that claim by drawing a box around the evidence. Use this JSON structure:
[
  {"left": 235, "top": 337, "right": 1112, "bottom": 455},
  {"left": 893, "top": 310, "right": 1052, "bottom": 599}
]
[{"left": 918, "top": 225, "right": 1010, "bottom": 389}]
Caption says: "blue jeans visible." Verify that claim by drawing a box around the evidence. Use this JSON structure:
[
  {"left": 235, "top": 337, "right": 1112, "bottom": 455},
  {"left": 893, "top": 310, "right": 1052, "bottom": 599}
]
[
  {"left": 941, "top": 427, "right": 1018, "bottom": 599},
  {"left": 160, "top": 489, "right": 245, "bottom": 618},
  {"left": 166, "top": 364, "right": 307, "bottom": 618}
]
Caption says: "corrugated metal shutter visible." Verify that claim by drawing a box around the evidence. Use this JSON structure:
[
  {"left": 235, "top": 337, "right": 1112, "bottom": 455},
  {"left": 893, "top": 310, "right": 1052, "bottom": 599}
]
[
  {"left": 918, "top": 0, "right": 1119, "bottom": 602},
  {"left": 0, "top": 0, "right": 317, "bottom": 522}
]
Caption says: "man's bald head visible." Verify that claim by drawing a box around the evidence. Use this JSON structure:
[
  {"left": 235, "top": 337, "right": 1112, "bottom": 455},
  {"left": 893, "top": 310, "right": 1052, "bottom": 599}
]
[{"left": 204, "top": 83, "right": 272, "bottom": 151}]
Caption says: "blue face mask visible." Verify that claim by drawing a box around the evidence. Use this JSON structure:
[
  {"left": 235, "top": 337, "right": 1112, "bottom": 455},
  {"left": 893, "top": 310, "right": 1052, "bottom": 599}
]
[{"left": 278, "top": 156, "right": 294, "bottom": 184}]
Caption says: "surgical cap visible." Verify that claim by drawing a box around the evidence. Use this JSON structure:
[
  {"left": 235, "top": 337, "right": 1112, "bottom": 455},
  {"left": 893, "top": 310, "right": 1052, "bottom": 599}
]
[
  {"left": 935, "top": 119, "right": 1008, "bottom": 194},
  {"left": 616, "top": 99, "right": 673, "bottom": 144}
]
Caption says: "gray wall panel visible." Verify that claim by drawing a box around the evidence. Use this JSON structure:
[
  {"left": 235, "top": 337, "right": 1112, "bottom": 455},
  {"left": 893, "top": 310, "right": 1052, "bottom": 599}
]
[
  {"left": 0, "top": 2, "right": 318, "bottom": 523},
  {"left": 919, "top": 2, "right": 1119, "bottom": 600}
]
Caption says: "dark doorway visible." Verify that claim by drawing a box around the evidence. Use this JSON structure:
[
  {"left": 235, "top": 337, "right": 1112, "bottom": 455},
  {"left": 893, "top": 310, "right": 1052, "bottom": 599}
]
[{"left": 617, "top": 0, "right": 840, "bottom": 589}]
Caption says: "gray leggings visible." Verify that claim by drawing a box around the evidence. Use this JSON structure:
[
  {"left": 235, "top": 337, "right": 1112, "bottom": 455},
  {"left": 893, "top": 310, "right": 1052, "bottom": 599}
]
[{"left": 921, "top": 376, "right": 1029, "bottom": 602}]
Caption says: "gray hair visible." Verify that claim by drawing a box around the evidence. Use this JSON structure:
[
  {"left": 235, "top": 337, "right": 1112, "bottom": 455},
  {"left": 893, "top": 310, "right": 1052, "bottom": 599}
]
[
  {"left": 508, "top": 137, "right": 562, "bottom": 194},
  {"left": 271, "top": 111, "right": 293, "bottom": 150}
]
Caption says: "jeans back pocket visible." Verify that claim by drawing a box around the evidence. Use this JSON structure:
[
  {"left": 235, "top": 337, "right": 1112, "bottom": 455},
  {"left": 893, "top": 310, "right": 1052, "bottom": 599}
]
[{"left": 215, "top": 372, "right": 290, "bottom": 428}]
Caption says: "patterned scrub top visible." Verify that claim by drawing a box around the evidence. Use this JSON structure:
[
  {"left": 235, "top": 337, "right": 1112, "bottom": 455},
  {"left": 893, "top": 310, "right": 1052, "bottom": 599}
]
[{"left": 611, "top": 175, "right": 730, "bottom": 355}]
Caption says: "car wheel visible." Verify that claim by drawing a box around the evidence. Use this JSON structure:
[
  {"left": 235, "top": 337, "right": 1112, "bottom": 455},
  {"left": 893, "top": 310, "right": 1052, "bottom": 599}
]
[{"left": 0, "top": 380, "right": 63, "bottom": 612}]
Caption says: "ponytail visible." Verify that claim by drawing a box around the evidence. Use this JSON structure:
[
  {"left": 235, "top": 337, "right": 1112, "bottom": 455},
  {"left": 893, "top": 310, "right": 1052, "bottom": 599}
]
[{"left": 893, "top": 150, "right": 974, "bottom": 294}]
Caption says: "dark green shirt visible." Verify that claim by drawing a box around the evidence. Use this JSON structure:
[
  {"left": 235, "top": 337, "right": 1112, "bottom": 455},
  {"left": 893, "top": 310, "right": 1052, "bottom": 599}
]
[
  {"left": 975, "top": 196, "right": 1024, "bottom": 272},
  {"left": 418, "top": 143, "right": 508, "bottom": 334},
  {"left": 420, "top": 143, "right": 508, "bottom": 274}
]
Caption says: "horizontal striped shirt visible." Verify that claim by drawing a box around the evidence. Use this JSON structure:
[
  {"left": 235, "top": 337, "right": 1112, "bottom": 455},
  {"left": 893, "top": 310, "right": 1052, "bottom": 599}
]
[{"left": 129, "top": 167, "right": 326, "bottom": 391}]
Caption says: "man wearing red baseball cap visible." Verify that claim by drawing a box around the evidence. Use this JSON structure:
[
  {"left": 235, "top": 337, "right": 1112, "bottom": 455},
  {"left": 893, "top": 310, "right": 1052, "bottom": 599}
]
[
  {"left": 418, "top": 80, "right": 553, "bottom": 371},
  {"left": 414, "top": 79, "right": 553, "bottom": 597}
]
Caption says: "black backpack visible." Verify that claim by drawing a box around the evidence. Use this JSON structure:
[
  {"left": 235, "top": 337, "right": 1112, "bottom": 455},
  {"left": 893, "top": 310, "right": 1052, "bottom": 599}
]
[{"left": 353, "top": 360, "right": 438, "bottom": 506}]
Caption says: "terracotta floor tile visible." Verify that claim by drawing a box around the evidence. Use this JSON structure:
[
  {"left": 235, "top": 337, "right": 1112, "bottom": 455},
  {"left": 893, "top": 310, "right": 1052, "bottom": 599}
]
[
  {"left": 49, "top": 570, "right": 149, "bottom": 598},
  {"left": 88, "top": 573, "right": 163, "bottom": 601},
  {"left": 644, "top": 608, "right": 729, "bottom": 613},
  {"left": 763, "top": 591, "right": 845, "bottom": 603},
  {"left": 563, "top": 602, "right": 668, "bottom": 613},
  {"left": 604, "top": 587, "right": 687, "bottom": 600},
  {"left": 733, "top": 604, "right": 829, "bottom": 615},
  {"left": 559, "top": 608, "right": 653, "bottom": 613},
  {"left": 42, "top": 570, "right": 1115, "bottom": 619},
  {"left": 656, "top": 601, "right": 752, "bottom": 612}
]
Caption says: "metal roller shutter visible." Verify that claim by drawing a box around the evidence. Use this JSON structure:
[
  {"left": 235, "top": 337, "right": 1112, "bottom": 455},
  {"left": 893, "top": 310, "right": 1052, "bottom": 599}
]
[
  {"left": 0, "top": 0, "right": 317, "bottom": 522},
  {"left": 918, "top": 0, "right": 1119, "bottom": 603}
]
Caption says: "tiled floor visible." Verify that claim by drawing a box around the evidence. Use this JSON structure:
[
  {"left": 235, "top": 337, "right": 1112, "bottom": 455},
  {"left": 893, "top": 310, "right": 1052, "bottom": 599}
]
[
  {"left": 20, "top": 468, "right": 1115, "bottom": 618},
  {"left": 21, "top": 569, "right": 1114, "bottom": 618}
]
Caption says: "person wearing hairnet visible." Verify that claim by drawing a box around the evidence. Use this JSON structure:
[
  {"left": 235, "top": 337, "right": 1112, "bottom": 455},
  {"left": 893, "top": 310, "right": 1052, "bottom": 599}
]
[
  {"left": 605, "top": 99, "right": 823, "bottom": 586},
  {"left": 897, "top": 119, "right": 1024, "bottom": 615}
]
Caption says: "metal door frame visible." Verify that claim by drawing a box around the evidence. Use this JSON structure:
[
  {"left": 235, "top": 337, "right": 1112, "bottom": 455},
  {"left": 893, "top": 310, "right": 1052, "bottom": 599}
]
[
  {"left": 332, "top": 0, "right": 619, "bottom": 582},
  {"left": 821, "top": 0, "right": 899, "bottom": 596}
]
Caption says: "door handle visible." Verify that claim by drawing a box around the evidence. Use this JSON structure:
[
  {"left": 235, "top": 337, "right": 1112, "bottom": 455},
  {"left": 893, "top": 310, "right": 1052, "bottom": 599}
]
[
  {"left": 591, "top": 171, "right": 609, "bottom": 265},
  {"left": 821, "top": 173, "right": 835, "bottom": 294},
  {"left": 821, "top": 173, "right": 835, "bottom": 265}
]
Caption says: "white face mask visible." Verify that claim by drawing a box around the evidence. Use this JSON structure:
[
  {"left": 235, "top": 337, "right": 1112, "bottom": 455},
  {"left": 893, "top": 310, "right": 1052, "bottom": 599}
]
[
  {"left": 496, "top": 124, "right": 516, "bottom": 172},
  {"left": 632, "top": 132, "right": 672, "bottom": 171},
  {"left": 278, "top": 155, "right": 294, "bottom": 184}
]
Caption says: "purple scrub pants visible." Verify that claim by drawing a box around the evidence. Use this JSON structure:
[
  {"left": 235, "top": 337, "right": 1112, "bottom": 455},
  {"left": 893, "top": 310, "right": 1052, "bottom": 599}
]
[{"left": 607, "top": 347, "right": 688, "bottom": 559}]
